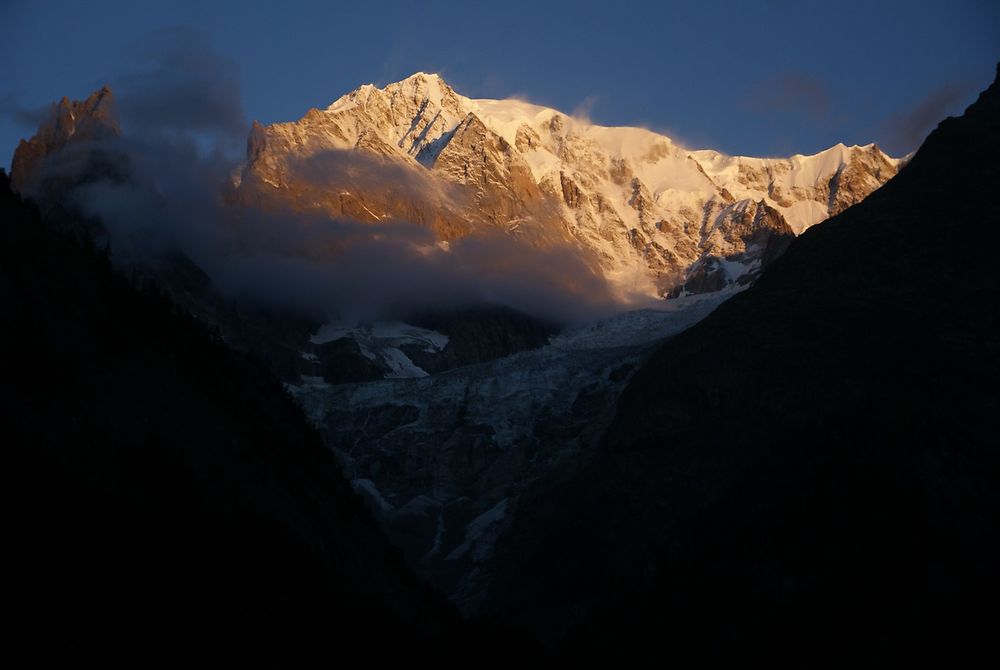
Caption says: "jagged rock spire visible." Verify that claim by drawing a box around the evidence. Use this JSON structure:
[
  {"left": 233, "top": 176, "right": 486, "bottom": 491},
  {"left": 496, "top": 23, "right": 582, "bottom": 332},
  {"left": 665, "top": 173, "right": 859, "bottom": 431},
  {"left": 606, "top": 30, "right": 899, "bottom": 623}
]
[{"left": 10, "top": 85, "right": 121, "bottom": 197}]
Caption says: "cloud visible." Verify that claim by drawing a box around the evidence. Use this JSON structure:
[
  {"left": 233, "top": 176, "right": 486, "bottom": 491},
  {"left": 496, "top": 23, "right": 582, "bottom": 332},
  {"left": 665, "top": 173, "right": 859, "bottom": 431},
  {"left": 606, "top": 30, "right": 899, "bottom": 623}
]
[
  {"left": 286, "top": 146, "right": 469, "bottom": 213},
  {"left": 744, "top": 71, "right": 831, "bottom": 122},
  {"left": 67, "top": 134, "right": 619, "bottom": 324},
  {"left": 37, "top": 28, "right": 619, "bottom": 327},
  {"left": 0, "top": 92, "right": 50, "bottom": 129},
  {"left": 114, "top": 26, "right": 247, "bottom": 146},
  {"left": 209, "top": 216, "right": 618, "bottom": 324},
  {"left": 72, "top": 142, "right": 617, "bottom": 325},
  {"left": 880, "top": 82, "right": 976, "bottom": 154},
  {"left": 571, "top": 95, "right": 600, "bottom": 123}
]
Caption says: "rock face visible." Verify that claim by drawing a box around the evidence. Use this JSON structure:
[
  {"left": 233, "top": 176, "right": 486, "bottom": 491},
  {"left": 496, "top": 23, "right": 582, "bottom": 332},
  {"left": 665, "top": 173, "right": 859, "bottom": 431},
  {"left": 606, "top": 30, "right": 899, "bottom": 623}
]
[
  {"left": 431, "top": 112, "right": 549, "bottom": 235},
  {"left": 10, "top": 86, "right": 121, "bottom": 198},
  {"left": 827, "top": 143, "right": 901, "bottom": 215},
  {"left": 401, "top": 307, "right": 554, "bottom": 374},
  {"left": 679, "top": 198, "right": 795, "bottom": 295},
  {"left": 238, "top": 73, "right": 900, "bottom": 297}
]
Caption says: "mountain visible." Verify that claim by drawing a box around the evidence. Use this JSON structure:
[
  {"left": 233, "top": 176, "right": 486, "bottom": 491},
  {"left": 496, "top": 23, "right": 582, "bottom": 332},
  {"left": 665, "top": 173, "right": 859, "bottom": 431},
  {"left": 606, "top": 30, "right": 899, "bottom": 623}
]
[
  {"left": 478, "top": 65, "right": 1000, "bottom": 663},
  {"left": 7, "top": 68, "right": 981, "bottom": 664},
  {"left": 0, "top": 170, "right": 485, "bottom": 666},
  {"left": 10, "top": 85, "right": 121, "bottom": 199},
  {"left": 237, "top": 73, "right": 900, "bottom": 296},
  {"left": 6, "top": 85, "right": 584, "bottom": 388}
]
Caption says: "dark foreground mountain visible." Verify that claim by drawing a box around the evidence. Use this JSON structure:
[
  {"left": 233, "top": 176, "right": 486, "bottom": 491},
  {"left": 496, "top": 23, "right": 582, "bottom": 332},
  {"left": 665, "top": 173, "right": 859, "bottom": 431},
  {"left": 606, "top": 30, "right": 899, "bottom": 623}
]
[
  {"left": 481, "top": 66, "right": 1000, "bottom": 663},
  {"left": 0, "top": 171, "right": 511, "bottom": 666}
]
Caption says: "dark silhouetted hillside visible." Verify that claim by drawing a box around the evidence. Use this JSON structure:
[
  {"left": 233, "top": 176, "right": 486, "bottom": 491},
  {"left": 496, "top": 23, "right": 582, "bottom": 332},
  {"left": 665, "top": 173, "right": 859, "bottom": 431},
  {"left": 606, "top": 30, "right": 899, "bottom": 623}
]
[
  {"left": 481, "top": 65, "right": 1000, "bottom": 665},
  {"left": 1, "top": 170, "right": 469, "bottom": 666}
]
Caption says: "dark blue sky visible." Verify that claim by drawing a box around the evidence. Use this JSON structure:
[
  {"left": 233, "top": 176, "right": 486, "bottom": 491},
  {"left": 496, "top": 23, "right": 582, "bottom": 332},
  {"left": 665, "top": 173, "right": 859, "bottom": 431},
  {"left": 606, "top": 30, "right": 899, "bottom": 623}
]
[{"left": 1, "top": 0, "right": 997, "bottom": 168}]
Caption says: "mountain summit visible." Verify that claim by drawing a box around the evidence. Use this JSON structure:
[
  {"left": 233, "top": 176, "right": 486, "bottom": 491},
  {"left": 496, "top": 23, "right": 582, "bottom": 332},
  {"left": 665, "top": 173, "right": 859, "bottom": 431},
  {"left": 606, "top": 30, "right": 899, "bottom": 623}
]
[
  {"left": 238, "top": 73, "right": 900, "bottom": 297},
  {"left": 9, "top": 75, "right": 899, "bottom": 300},
  {"left": 10, "top": 85, "right": 120, "bottom": 197}
]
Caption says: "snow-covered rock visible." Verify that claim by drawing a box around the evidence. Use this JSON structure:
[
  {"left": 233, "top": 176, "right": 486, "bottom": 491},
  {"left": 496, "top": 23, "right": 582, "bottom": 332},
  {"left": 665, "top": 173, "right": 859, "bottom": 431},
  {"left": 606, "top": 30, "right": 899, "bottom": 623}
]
[
  {"left": 238, "top": 73, "right": 901, "bottom": 298},
  {"left": 10, "top": 85, "right": 121, "bottom": 198}
]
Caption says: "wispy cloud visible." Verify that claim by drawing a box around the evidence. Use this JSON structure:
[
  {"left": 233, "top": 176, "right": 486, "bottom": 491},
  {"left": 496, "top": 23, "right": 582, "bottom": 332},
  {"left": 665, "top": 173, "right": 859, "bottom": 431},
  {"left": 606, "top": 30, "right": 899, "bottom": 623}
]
[
  {"left": 744, "top": 71, "right": 831, "bottom": 122},
  {"left": 571, "top": 95, "right": 600, "bottom": 123},
  {"left": 115, "top": 26, "right": 247, "bottom": 146},
  {"left": 0, "top": 92, "right": 50, "bottom": 129},
  {"left": 880, "top": 82, "right": 976, "bottom": 154}
]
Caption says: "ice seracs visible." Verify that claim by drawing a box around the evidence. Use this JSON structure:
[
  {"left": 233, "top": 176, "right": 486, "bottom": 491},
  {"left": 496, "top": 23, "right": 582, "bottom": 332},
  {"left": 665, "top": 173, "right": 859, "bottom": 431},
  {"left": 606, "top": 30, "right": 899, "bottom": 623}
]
[{"left": 237, "top": 73, "right": 902, "bottom": 299}]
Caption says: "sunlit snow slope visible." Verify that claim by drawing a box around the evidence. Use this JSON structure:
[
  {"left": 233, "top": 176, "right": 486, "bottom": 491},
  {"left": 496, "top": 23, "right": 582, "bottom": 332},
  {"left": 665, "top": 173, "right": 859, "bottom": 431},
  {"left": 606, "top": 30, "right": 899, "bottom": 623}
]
[{"left": 239, "top": 73, "right": 900, "bottom": 299}]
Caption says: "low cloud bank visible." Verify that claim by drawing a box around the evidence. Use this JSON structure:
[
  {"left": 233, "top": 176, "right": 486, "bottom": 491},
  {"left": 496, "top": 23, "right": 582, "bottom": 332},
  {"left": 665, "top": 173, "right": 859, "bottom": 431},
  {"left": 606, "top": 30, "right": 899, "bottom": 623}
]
[{"left": 43, "top": 27, "right": 621, "bottom": 326}]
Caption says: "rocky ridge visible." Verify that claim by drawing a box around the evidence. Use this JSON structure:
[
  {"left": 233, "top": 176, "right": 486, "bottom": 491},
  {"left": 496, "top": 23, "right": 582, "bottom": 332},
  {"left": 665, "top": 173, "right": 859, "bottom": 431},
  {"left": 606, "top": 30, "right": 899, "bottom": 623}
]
[
  {"left": 238, "top": 73, "right": 901, "bottom": 296},
  {"left": 10, "top": 85, "right": 120, "bottom": 198}
]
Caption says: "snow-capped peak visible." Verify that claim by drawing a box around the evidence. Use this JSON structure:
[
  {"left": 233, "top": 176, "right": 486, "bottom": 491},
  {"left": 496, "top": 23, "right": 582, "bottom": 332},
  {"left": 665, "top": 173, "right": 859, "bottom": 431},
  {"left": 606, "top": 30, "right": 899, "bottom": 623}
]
[{"left": 240, "top": 74, "right": 901, "bottom": 300}]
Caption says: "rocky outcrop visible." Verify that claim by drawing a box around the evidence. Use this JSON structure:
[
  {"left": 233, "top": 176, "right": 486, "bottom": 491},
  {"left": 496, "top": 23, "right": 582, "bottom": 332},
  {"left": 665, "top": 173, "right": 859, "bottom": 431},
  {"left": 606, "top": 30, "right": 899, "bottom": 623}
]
[
  {"left": 432, "top": 113, "right": 544, "bottom": 228},
  {"left": 678, "top": 198, "right": 796, "bottom": 294},
  {"left": 401, "top": 306, "right": 553, "bottom": 373},
  {"left": 828, "top": 143, "right": 900, "bottom": 216},
  {"left": 10, "top": 85, "right": 121, "bottom": 199},
  {"left": 702, "top": 198, "right": 794, "bottom": 258}
]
